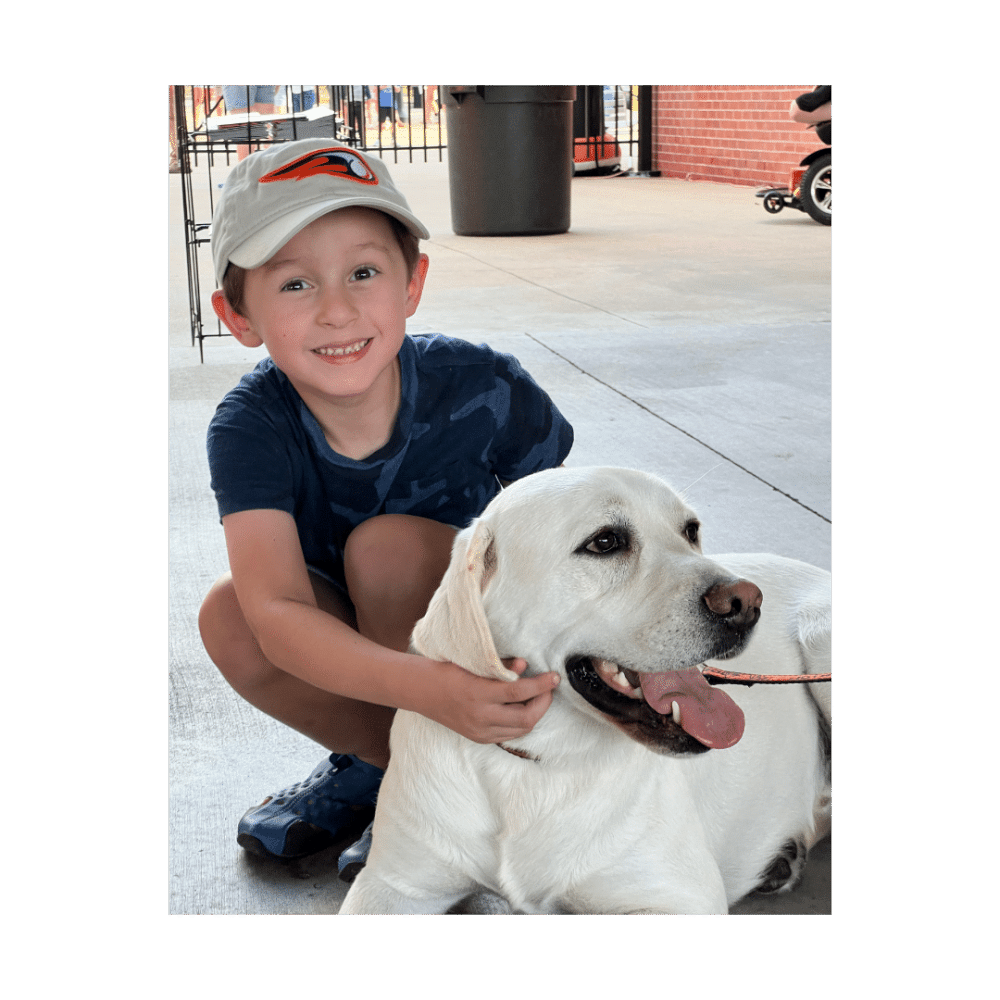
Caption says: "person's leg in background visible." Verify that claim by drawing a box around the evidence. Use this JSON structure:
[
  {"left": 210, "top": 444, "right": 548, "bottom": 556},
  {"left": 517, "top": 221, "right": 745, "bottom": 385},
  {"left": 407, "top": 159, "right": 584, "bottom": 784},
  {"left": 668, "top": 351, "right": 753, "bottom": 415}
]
[{"left": 222, "top": 85, "right": 276, "bottom": 160}]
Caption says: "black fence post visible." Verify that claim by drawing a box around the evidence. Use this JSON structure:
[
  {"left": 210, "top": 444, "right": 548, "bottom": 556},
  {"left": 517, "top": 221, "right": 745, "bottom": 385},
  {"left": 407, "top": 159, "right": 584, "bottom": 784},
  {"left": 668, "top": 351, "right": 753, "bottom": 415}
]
[
  {"left": 634, "top": 85, "right": 660, "bottom": 177},
  {"left": 573, "top": 85, "right": 604, "bottom": 141}
]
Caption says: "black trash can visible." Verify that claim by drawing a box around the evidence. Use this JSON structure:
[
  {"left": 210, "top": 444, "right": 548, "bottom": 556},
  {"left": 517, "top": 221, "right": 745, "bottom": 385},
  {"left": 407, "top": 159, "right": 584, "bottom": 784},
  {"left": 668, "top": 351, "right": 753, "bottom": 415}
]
[{"left": 444, "top": 85, "right": 576, "bottom": 236}]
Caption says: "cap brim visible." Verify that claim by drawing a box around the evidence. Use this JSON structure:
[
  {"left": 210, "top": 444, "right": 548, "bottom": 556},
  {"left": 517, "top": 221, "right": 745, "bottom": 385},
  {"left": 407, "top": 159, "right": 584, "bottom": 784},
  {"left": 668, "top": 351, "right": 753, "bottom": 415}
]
[{"left": 229, "top": 198, "right": 430, "bottom": 271}]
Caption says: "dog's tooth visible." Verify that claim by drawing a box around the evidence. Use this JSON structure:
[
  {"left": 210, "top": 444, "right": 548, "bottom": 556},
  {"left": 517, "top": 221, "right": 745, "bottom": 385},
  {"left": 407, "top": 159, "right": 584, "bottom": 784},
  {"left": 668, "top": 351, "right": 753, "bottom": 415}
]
[
  {"left": 614, "top": 671, "right": 629, "bottom": 689},
  {"left": 672, "top": 700, "right": 681, "bottom": 725}
]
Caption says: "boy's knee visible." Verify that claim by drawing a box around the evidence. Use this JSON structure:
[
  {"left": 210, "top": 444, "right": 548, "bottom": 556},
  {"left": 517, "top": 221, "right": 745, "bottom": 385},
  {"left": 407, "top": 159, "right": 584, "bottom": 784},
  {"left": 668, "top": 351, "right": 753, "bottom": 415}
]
[
  {"left": 198, "top": 573, "right": 283, "bottom": 692},
  {"left": 344, "top": 515, "right": 454, "bottom": 596},
  {"left": 345, "top": 514, "right": 413, "bottom": 563},
  {"left": 199, "top": 571, "right": 235, "bottom": 625},
  {"left": 198, "top": 573, "right": 249, "bottom": 663}
]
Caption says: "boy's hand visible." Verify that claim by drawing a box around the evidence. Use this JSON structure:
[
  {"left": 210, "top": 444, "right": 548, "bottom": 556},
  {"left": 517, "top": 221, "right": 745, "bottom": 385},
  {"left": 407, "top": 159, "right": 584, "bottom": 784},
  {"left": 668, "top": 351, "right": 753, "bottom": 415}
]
[{"left": 418, "top": 658, "right": 559, "bottom": 745}]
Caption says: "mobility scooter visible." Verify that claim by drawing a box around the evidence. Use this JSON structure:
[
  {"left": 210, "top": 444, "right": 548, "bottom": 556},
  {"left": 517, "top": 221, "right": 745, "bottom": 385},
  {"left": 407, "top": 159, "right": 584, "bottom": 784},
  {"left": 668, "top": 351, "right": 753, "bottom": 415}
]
[{"left": 757, "top": 85, "right": 831, "bottom": 225}]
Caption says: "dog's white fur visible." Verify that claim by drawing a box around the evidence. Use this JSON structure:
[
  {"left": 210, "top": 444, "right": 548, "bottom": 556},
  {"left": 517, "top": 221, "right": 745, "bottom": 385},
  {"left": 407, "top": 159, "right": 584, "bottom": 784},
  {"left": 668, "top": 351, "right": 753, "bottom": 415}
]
[{"left": 340, "top": 467, "right": 831, "bottom": 914}]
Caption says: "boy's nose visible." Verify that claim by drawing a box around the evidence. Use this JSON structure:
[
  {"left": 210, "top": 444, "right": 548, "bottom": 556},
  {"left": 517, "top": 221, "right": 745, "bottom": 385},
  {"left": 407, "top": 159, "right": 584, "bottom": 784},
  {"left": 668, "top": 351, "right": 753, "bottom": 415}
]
[{"left": 317, "top": 285, "right": 358, "bottom": 325}]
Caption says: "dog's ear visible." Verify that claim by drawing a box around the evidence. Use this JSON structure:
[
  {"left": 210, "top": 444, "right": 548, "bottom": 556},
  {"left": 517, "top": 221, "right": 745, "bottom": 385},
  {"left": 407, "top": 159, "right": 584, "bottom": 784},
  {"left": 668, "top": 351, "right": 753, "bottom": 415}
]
[{"left": 411, "top": 519, "right": 518, "bottom": 681}]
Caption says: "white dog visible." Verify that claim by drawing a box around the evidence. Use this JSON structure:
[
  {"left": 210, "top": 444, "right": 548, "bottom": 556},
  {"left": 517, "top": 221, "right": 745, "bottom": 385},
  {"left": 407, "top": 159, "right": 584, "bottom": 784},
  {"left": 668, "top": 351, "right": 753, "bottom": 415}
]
[{"left": 340, "top": 467, "right": 831, "bottom": 914}]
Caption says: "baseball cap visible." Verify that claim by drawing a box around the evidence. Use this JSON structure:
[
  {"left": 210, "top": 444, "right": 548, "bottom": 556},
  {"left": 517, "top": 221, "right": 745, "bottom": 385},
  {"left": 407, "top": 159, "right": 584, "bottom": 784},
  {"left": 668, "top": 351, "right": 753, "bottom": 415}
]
[{"left": 211, "top": 139, "right": 430, "bottom": 286}]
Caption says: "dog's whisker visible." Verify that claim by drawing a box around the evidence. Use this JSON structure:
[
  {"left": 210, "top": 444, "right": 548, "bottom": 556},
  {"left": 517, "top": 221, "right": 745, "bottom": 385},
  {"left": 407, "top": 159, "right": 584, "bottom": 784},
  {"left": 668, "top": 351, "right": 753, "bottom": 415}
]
[{"left": 677, "top": 463, "right": 724, "bottom": 501}]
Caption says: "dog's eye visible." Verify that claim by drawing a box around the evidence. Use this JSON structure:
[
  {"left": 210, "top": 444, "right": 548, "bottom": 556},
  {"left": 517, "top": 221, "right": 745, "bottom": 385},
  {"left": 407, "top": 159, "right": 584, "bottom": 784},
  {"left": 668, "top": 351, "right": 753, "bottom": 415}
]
[
  {"left": 683, "top": 520, "right": 700, "bottom": 545},
  {"left": 583, "top": 530, "right": 624, "bottom": 555}
]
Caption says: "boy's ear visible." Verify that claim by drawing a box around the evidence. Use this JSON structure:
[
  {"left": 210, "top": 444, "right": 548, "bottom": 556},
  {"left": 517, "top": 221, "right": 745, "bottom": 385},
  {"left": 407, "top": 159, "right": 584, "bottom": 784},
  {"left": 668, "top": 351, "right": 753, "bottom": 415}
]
[
  {"left": 404, "top": 254, "right": 430, "bottom": 319},
  {"left": 211, "top": 290, "right": 264, "bottom": 348}
]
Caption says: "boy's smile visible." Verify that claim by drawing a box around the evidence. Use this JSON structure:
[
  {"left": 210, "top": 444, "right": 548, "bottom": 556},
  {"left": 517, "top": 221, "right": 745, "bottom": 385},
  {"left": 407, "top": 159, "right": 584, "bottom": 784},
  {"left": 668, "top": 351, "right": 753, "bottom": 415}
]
[
  {"left": 313, "top": 337, "right": 373, "bottom": 360},
  {"left": 213, "top": 207, "right": 429, "bottom": 456}
]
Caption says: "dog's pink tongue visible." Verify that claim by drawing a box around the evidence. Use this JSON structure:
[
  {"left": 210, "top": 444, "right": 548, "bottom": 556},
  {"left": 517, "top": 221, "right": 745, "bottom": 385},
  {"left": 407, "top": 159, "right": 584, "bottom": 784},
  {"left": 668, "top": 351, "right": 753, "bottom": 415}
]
[{"left": 639, "top": 667, "right": 745, "bottom": 749}]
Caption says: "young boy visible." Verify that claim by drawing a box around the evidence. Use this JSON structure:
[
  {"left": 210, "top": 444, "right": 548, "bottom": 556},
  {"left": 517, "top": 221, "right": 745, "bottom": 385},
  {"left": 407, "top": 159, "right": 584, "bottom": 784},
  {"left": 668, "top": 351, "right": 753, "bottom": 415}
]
[{"left": 199, "top": 139, "right": 573, "bottom": 869}]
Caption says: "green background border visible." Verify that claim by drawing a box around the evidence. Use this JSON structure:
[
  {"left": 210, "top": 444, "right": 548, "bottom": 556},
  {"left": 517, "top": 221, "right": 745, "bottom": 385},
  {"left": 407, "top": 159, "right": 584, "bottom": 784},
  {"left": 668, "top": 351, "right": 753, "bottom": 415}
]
[{"left": 13, "top": 0, "right": 975, "bottom": 996}]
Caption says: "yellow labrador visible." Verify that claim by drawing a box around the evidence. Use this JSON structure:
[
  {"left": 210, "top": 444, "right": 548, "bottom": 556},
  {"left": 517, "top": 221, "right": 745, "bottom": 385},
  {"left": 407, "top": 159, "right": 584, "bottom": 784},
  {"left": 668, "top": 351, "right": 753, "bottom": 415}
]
[{"left": 340, "top": 467, "right": 831, "bottom": 914}]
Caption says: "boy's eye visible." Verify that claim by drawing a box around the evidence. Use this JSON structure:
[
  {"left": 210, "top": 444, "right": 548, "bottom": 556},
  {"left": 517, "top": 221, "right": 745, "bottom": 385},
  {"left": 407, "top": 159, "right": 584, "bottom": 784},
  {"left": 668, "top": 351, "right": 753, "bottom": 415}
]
[
  {"left": 351, "top": 266, "right": 378, "bottom": 282},
  {"left": 280, "top": 278, "right": 309, "bottom": 292}
]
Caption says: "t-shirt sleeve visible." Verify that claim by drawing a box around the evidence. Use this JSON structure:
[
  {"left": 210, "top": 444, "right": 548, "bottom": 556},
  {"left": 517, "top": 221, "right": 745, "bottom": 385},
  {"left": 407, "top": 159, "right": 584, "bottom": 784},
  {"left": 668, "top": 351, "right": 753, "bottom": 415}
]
[
  {"left": 207, "top": 393, "right": 297, "bottom": 521},
  {"left": 487, "top": 350, "right": 574, "bottom": 481}
]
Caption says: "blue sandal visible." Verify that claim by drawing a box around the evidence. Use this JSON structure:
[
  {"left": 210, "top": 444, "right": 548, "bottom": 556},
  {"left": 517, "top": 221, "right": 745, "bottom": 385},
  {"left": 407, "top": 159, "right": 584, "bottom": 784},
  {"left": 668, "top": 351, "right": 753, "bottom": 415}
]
[
  {"left": 237, "top": 754, "right": 383, "bottom": 860},
  {"left": 337, "top": 819, "right": 374, "bottom": 882}
]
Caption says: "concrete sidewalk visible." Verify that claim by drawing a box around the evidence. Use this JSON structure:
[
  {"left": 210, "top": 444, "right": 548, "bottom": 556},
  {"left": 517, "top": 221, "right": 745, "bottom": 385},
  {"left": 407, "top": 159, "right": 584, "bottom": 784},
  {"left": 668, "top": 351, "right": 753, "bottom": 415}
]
[{"left": 168, "top": 153, "right": 831, "bottom": 914}]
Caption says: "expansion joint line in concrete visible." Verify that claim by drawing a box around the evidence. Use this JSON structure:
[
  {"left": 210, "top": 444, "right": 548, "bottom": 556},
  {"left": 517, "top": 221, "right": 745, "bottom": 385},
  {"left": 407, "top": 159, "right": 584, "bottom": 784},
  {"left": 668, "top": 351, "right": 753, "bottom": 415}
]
[
  {"left": 435, "top": 244, "right": 648, "bottom": 328},
  {"left": 525, "top": 333, "right": 831, "bottom": 526}
]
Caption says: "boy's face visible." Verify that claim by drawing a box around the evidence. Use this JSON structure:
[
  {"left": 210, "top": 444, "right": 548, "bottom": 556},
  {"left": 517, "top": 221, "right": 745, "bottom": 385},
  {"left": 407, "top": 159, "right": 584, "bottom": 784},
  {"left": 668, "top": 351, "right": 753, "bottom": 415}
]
[{"left": 213, "top": 207, "right": 428, "bottom": 408}]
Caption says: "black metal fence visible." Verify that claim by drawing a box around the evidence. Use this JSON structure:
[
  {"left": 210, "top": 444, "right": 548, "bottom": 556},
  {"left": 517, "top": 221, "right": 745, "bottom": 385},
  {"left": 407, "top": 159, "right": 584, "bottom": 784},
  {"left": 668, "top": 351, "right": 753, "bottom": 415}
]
[
  {"left": 174, "top": 86, "right": 450, "bottom": 173},
  {"left": 172, "top": 85, "right": 641, "bottom": 358}
]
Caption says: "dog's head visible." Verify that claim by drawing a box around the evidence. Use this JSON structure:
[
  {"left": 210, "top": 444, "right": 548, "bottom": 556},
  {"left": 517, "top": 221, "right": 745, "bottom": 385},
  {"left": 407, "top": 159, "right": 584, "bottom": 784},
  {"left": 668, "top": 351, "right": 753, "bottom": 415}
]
[{"left": 411, "top": 467, "right": 761, "bottom": 757}]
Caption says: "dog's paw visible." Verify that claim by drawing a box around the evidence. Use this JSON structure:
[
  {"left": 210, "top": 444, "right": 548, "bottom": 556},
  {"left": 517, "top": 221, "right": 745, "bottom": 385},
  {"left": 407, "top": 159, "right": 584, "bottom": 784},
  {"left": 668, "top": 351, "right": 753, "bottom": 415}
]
[
  {"left": 754, "top": 838, "right": 808, "bottom": 894},
  {"left": 447, "top": 890, "right": 513, "bottom": 914}
]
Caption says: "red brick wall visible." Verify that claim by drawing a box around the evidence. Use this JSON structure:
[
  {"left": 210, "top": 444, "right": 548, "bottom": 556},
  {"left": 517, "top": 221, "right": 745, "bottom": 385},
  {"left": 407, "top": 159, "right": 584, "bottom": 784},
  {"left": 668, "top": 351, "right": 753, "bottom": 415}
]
[{"left": 651, "top": 85, "right": 827, "bottom": 188}]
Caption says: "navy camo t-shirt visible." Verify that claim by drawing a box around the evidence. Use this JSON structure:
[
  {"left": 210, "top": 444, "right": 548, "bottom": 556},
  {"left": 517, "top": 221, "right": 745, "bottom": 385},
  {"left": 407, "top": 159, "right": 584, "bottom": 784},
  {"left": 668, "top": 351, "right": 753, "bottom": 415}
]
[{"left": 207, "top": 333, "right": 574, "bottom": 593}]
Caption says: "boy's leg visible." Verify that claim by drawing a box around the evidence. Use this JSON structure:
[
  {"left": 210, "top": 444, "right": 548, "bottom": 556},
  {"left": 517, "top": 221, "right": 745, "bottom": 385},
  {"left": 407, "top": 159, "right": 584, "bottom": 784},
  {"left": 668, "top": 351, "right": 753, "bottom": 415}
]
[
  {"left": 337, "top": 514, "right": 457, "bottom": 876},
  {"left": 198, "top": 514, "right": 456, "bottom": 860},
  {"left": 343, "top": 513, "right": 457, "bottom": 655},
  {"left": 199, "top": 570, "right": 396, "bottom": 768},
  {"left": 201, "top": 569, "right": 393, "bottom": 858},
  {"left": 198, "top": 514, "right": 456, "bottom": 767}
]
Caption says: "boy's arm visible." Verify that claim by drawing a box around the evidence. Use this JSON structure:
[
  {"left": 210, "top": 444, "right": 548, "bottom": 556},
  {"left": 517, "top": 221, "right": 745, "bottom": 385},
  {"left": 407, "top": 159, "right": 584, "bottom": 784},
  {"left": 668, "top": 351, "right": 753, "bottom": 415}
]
[{"left": 222, "top": 508, "right": 558, "bottom": 743}]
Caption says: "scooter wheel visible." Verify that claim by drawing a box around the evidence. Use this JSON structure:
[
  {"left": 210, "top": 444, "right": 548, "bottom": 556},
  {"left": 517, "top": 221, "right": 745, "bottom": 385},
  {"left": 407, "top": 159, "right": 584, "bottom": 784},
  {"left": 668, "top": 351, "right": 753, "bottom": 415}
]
[
  {"left": 763, "top": 192, "right": 784, "bottom": 214},
  {"left": 800, "top": 152, "right": 831, "bottom": 225}
]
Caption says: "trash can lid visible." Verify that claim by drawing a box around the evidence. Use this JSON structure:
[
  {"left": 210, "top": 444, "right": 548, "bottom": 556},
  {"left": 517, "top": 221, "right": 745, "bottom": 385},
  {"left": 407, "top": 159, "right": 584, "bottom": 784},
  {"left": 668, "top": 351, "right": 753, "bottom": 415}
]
[{"left": 447, "top": 85, "right": 577, "bottom": 104}]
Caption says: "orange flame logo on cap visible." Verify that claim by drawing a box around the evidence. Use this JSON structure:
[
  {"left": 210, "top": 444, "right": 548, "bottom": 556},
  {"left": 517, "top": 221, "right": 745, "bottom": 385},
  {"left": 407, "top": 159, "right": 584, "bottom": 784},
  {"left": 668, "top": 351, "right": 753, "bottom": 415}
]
[{"left": 258, "top": 147, "right": 378, "bottom": 185}]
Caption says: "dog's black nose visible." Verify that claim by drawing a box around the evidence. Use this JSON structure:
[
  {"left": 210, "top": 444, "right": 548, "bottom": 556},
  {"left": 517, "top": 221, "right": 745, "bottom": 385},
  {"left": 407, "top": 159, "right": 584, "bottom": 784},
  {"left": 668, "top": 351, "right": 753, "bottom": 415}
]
[{"left": 702, "top": 579, "right": 763, "bottom": 628}]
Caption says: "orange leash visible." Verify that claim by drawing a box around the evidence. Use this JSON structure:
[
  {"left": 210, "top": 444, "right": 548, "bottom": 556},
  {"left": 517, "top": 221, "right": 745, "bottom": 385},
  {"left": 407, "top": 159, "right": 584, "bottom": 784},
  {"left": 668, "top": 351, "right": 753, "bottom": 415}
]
[{"left": 702, "top": 665, "right": 831, "bottom": 687}]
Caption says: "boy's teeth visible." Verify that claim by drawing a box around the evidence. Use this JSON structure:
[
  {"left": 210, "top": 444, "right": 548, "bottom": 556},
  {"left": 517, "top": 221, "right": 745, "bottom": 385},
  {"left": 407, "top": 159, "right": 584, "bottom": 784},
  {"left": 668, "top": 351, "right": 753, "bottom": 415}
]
[{"left": 315, "top": 339, "right": 370, "bottom": 356}]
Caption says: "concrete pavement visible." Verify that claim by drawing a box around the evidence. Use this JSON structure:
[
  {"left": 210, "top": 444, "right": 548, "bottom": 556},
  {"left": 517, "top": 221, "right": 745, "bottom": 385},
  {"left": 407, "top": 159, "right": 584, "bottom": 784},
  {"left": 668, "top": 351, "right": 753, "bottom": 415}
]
[{"left": 168, "top": 151, "right": 831, "bottom": 914}]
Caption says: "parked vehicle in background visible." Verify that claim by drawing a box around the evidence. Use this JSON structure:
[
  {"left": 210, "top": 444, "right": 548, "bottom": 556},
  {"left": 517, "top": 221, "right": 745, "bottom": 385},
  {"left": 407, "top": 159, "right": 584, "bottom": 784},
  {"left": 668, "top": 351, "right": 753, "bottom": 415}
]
[
  {"left": 573, "top": 133, "right": 621, "bottom": 174},
  {"left": 573, "top": 85, "right": 637, "bottom": 175}
]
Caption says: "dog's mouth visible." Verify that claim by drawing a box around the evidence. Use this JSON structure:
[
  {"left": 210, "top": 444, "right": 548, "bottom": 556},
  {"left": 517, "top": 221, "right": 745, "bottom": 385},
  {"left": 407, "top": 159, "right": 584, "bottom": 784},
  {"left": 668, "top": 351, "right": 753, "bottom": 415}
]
[{"left": 566, "top": 656, "right": 746, "bottom": 755}]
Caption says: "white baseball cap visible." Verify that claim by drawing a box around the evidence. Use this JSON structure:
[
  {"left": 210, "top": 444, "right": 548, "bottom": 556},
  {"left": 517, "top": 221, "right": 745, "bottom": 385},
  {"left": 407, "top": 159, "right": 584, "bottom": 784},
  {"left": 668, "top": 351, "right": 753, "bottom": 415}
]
[{"left": 211, "top": 140, "right": 430, "bottom": 285}]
